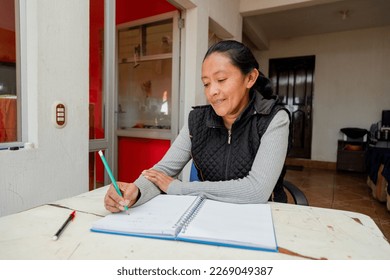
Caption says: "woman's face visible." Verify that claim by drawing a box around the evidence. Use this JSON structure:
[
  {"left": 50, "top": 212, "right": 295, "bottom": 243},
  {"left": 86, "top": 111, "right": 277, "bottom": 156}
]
[{"left": 201, "top": 52, "right": 257, "bottom": 127}]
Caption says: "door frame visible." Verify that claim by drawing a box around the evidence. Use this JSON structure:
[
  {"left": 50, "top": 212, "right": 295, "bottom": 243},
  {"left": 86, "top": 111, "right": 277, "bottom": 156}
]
[
  {"left": 269, "top": 55, "right": 315, "bottom": 159},
  {"left": 113, "top": 10, "right": 182, "bottom": 182},
  {"left": 114, "top": 10, "right": 182, "bottom": 142},
  {"left": 89, "top": 0, "right": 116, "bottom": 186}
]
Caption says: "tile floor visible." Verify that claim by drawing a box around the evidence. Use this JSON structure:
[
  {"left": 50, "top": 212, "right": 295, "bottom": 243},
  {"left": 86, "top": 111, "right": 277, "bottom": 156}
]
[{"left": 284, "top": 167, "right": 390, "bottom": 242}]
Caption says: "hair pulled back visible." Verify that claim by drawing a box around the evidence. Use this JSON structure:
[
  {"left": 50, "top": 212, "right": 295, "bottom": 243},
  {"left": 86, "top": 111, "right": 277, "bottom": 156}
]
[{"left": 203, "top": 40, "right": 274, "bottom": 99}]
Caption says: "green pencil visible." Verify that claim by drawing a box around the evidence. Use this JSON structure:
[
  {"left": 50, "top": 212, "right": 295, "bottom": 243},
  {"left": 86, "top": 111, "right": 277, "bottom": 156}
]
[{"left": 98, "top": 150, "right": 129, "bottom": 212}]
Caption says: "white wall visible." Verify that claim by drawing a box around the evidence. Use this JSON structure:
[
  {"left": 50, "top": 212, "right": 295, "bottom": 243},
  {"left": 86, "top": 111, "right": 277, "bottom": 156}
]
[
  {"left": 176, "top": 0, "right": 242, "bottom": 116},
  {"left": 169, "top": 0, "right": 242, "bottom": 180},
  {"left": 255, "top": 26, "right": 390, "bottom": 162},
  {"left": 208, "top": 0, "right": 243, "bottom": 41},
  {"left": 0, "top": 0, "right": 89, "bottom": 217}
]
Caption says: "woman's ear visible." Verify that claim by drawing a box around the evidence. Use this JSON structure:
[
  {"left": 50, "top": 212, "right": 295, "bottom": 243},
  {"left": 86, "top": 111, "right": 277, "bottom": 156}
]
[{"left": 246, "top": 68, "right": 259, "bottom": 88}]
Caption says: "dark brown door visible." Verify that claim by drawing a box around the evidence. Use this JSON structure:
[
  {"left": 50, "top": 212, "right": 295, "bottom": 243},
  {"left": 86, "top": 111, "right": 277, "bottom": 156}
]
[{"left": 269, "top": 56, "right": 315, "bottom": 159}]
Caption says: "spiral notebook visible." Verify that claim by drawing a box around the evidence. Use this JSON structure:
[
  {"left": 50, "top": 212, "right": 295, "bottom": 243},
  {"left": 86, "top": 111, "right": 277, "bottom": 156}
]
[{"left": 91, "top": 195, "right": 278, "bottom": 252}]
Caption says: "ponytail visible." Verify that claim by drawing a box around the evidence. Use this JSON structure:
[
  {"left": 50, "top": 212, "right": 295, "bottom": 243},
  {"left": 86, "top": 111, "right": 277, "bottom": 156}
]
[{"left": 255, "top": 72, "right": 275, "bottom": 99}]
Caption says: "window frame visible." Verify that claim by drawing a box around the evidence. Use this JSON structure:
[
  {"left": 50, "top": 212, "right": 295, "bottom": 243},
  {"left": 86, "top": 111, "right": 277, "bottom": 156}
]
[
  {"left": 115, "top": 11, "right": 180, "bottom": 141},
  {"left": 0, "top": 0, "right": 26, "bottom": 150}
]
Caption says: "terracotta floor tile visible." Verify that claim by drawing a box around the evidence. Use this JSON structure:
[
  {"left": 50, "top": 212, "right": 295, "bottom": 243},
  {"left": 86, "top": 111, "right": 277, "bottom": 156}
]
[
  {"left": 334, "top": 172, "right": 367, "bottom": 185},
  {"left": 333, "top": 190, "right": 369, "bottom": 202},
  {"left": 335, "top": 185, "right": 372, "bottom": 197},
  {"left": 373, "top": 201, "right": 390, "bottom": 220}
]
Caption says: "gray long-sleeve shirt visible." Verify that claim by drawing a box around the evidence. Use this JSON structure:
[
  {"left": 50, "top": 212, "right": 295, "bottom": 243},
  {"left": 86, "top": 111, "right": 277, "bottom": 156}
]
[{"left": 133, "top": 109, "right": 290, "bottom": 206}]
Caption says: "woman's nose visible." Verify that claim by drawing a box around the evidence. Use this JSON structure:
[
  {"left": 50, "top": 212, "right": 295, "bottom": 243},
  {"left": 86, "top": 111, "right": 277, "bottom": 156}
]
[{"left": 209, "top": 83, "right": 220, "bottom": 96}]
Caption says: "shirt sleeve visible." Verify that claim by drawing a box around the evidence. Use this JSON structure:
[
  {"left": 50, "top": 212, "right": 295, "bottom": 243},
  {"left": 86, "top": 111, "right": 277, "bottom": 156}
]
[
  {"left": 167, "top": 109, "right": 290, "bottom": 204},
  {"left": 132, "top": 122, "right": 193, "bottom": 206}
]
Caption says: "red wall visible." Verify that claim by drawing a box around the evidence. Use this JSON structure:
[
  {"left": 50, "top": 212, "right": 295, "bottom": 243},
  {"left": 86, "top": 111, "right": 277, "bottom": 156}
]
[
  {"left": 90, "top": 0, "right": 176, "bottom": 184},
  {"left": 116, "top": 0, "right": 177, "bottom": 24},
  {"left": 0, "top": 28, "right": 15, "bottom": 63},
  {"left": 0, "top": 0, "right": 16, "bottom": 143},
  {"left": 118, "top": 137, "right": 171, "bottom": 182},
  {"left": 0, "top": 0, "right": 15, "bottom": 62},
  {"left": 89, "top": 0, "right": 104, "bottom": 141},
  {"left": 90, "top": 0, "right": 176, "bottom": 141}
]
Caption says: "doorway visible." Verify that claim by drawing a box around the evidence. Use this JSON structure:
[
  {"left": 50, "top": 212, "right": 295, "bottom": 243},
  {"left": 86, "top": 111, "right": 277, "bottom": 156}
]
[
  {"left": 115, "top": 5, "right": 180, "bottom": 183},
  {"left": 269, "top": 55, "right": 315, "bottom": 159},
  {"left": 88, "top": 0, "right": 178, "bottom": 190}
]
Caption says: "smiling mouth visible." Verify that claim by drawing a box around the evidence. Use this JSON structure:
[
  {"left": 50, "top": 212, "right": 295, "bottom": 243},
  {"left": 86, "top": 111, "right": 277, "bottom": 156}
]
[{"left": 213, "top": 99, "right": 225, "bottom": 106}]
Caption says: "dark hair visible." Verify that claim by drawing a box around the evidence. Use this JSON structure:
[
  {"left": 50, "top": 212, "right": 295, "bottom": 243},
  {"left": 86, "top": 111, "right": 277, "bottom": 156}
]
[{"left": 203, "top": 40, "right": 274, "bottom": 98}]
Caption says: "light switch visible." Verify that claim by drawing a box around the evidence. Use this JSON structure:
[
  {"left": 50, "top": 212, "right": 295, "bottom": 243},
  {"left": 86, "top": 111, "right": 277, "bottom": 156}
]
[{"left": 53, "top": 102, "right": 66, "bottom": 128}]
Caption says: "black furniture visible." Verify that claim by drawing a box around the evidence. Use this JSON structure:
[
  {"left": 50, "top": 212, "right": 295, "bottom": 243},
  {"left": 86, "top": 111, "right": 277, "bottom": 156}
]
[
  {"left": 283, "top": 180, "right": 309, "bottom": 206},
  {"left": 366, "top": 145, "right": 390, "bottom": 187},
  {"left": 337, "top": 128, "right": 368, "bottom": 172}
]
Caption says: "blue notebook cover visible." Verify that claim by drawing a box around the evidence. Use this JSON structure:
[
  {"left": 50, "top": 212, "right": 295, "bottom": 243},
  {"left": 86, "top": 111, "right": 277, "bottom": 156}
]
[{"left": 91, "top": 195, "right": 278, "bottom": 252}]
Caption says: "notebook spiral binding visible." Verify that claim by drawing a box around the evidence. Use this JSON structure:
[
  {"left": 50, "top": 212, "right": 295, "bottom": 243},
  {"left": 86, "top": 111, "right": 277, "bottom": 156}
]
[
  {"left": 180, "top": 196, "right": 206, "bottom": 233},
  {"left": 173, "top": 195, "right": 206, "bottom": 234}
]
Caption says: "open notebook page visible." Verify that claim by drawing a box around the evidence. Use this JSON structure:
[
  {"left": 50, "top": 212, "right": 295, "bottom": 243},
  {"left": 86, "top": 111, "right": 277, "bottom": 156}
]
[
  {"left": 91, "top": 195, "right": 198, "bottom": 237},
  {"left": 177, "top": 200, "right": 277, "bottom": 251}
]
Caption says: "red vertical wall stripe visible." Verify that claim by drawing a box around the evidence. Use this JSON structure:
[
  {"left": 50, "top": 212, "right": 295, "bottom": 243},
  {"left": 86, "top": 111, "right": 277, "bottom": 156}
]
[{"left": 90, "top": 0, "right": 177, "bottom": 183}]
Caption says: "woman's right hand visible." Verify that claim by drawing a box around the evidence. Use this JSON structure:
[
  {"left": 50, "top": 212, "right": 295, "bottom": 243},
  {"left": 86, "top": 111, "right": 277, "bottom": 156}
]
[{"left": 104, "top": 182, "right": 139, "bottom": 213}]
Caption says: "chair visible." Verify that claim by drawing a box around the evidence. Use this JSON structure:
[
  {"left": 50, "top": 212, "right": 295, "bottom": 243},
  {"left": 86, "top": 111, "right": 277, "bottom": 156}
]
[
  {"left": 189, "top": 163, "right": 308, "bottom": 206},
  {"left": 283, "top": 180, "right": 309, "bottom": 206}
]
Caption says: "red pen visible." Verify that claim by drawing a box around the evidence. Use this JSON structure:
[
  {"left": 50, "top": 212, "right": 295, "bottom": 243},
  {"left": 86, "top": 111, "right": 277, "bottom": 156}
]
[{"left": 52, "top": 210, "right": 76, "bottom": 241}]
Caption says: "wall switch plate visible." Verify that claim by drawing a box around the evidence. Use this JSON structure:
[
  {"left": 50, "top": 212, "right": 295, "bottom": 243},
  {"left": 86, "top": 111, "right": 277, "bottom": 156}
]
[{"left": 53, "top": 102, "right": 66, "bottom": 128}]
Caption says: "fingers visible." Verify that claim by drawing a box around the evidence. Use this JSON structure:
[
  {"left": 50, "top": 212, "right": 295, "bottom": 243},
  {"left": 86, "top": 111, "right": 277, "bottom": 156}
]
[
  {"left": 121, "top": 182, "right": 140, "bottom": 207},
  {"left": 142, "top": 169, "right": 157, "bottom": 176},
  {"left": 142, "top": 169, "right": 164, "bottom": 184},
  {"left": 104, "top": 182, "right": 139, "bottom": 213},
  {"left": 142, "top": 169, "right": 174, "bottom": 193},
  {"left": 104, "top": 185, "right": 126, "bottom": 212},
  {"left": 142, "top": 169, "right": 168, "bottom": 180}
]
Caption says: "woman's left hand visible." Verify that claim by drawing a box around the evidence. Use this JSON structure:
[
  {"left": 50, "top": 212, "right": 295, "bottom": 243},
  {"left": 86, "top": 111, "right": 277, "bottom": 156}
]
[{"left": 142, "top": 169, "right": 174, "bottom": 193}]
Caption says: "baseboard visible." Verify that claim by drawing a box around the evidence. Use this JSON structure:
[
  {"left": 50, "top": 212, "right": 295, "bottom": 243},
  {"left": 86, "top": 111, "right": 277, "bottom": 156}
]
[{"left": 286, "top": 158, "right": 337, "bottom": 170}]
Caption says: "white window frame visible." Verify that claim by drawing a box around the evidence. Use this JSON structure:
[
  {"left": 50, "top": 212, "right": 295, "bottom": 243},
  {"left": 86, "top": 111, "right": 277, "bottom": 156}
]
[
  {"left": 115, "top": 11, "right": 181, "bottom": 142},
  {"left": 88, "top": 0, "right": 115, "bottom": 187},
  {"left": 0, "top": 0, "right": 27, "bottom": 150}
]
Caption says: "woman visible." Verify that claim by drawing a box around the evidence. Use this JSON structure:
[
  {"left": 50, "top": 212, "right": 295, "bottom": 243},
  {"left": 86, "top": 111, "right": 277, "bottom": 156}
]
[{"left": 104, "top": 40, "right": 290, "bottom": 213}]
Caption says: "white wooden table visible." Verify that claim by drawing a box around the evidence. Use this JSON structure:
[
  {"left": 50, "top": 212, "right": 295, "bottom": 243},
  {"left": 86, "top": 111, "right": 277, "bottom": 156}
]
[{"left": 0, "top": 186, "right": 389, "bottom": 260}]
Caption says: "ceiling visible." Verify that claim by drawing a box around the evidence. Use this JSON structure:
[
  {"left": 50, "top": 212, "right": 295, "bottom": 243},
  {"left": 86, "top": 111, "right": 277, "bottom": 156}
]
[{"left": 242, "top": 0, "right": 390, "bottom": 50}]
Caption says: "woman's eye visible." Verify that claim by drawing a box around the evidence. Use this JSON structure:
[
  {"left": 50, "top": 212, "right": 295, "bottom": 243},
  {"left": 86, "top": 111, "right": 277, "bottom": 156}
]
[
  {"left": 203, "top": 83, "right": 210, "bottom": 88},
  {"left": 218, "top": 79, "right": 226, "bottom": 83}
]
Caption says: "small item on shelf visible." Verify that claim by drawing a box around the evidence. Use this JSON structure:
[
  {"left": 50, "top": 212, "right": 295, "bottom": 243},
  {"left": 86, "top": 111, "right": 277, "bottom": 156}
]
[
  {"left": 344, "top": 144, "right": 363, "bottom": 151},
  {"left": 132, "top": 123, "right": 144, "bottom": 128}
]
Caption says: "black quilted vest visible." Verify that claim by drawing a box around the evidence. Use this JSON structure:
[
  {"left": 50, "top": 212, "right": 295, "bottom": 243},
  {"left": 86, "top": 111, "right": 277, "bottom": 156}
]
[{"left": 188, "top": 90, "right": 290, "bottom": 202}]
